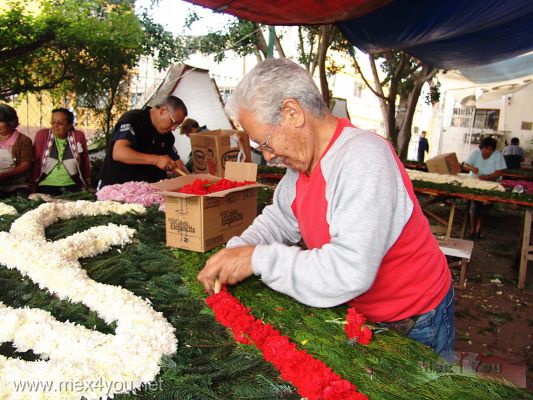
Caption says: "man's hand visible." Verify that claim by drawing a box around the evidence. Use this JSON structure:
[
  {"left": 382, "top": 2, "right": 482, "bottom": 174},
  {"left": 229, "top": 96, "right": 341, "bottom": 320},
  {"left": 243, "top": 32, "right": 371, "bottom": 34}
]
[
  {"left": 175, "top": 159, "right": 189, "bottom": 174},
  {"left": 155, "top": 155, "right": 178, "bottom": 171},
  {"left": 197, "top": 246, "right": 255, "bottom": 295}
]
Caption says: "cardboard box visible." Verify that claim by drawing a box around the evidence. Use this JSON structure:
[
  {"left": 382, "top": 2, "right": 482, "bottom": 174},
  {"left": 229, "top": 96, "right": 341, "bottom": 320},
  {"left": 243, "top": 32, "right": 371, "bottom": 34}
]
[
  {"left": 425, "top": 153, "right": 461, "bottom": 175},
  {"left": 189, "top": 130, "right": 252, "bottom": 177},
  {"left": 153, "top": 162, "right": 261, "bottom": 252}
]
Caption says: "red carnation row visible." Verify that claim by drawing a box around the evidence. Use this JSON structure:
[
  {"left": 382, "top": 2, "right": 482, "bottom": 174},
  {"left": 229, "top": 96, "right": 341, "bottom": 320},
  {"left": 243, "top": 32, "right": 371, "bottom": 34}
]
[
  {"left": 344, "top": 308, "right": 373, "bottom": 345},
  {"left": 178, "top": 178, "right": 255, "bottom": 195},
  {"left": 206, "top": 291, "right": 368, "bottom": 400}
]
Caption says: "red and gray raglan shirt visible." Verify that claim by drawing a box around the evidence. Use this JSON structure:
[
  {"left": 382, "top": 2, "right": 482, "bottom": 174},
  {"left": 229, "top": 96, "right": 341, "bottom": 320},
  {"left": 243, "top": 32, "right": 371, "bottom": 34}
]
[{"left": 227, "top": 118, "right": 451, "bottom": 322}]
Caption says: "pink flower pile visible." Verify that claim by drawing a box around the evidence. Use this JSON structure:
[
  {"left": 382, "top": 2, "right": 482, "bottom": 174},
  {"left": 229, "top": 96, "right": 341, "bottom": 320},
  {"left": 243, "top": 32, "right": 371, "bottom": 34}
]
[
  {"left": 500, "top": 179, "right": 533, "bottom": 194},
  {"left": 96, "top": 181, "right": 165, "bottom": 209}
]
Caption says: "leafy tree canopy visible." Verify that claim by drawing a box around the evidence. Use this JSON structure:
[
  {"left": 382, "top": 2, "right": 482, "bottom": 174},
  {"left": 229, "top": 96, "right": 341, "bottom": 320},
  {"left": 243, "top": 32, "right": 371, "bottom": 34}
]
[{"left": 0, "top": 0, "right": 186, "bottom": 100}]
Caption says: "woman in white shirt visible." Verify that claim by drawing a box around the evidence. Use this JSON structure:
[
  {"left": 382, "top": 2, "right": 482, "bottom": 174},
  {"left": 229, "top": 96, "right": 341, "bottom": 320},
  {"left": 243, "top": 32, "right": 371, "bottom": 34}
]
[{"left": 463, "top": 137, "right": 507, "bottom": 240}]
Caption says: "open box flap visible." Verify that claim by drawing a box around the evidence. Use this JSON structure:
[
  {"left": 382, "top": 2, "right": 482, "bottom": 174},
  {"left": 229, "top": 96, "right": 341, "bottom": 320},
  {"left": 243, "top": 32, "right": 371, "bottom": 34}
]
[
  {"left": 205, "top": 182, "right": 263, "bottom": 197},
  {"left": 225, "top": 161, "right": 257, "bottom": 181}
]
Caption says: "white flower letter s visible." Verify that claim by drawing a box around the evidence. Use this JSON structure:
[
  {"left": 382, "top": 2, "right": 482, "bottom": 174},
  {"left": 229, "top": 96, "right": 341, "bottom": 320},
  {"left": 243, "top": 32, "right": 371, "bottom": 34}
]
[{"left": 0, "top": 201, "right": 177, "bottom": 399}]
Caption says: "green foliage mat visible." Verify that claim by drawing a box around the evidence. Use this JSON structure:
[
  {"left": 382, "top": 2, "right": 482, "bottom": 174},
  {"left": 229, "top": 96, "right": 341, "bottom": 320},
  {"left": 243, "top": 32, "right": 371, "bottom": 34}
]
[
  {"left": 412, "top": 179, "right": 533, "bottom": 204},
  {"left": 0, "top": 194, "right": 531, "bottom": 399}
]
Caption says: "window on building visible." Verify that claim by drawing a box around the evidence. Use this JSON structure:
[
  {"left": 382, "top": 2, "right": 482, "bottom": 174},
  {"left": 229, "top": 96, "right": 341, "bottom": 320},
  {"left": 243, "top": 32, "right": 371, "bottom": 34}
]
[
  {"left": 473, "top": 109, "right": 499, "bottom": 130},
  {"left": 451, "top": 107, "right": 475, "bottom": 128},
  {"left": 353, "top": 81, "right": 363, "bottom": 98},
  {"left": 521, "top": 121, "right": 532, "bottom": 131}
]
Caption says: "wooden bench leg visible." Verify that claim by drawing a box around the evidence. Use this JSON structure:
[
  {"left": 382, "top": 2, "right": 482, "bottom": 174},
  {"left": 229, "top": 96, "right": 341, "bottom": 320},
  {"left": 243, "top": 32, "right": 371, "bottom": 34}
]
[
  {"left": 518, "top": 208, "right": 532, "bottom": 289},
  {"left": 446, "top": 199, "right": 456, "bottom": 240},
  {"left": 457, "top": 259, "right": 467, "bottom": 289}
]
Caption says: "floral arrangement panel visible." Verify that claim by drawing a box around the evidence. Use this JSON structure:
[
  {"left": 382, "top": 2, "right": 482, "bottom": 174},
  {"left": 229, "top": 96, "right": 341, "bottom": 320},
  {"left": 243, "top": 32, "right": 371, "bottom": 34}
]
[{"left": 0, "top": 196, "right": 530, "bottom": 400}]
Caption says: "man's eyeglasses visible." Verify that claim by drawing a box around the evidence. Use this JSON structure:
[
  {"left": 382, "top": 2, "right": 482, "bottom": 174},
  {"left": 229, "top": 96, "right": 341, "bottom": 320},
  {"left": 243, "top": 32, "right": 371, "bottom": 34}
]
[
  {"left": 253, "top": 113, "right": 279, "bottom": 153},
  {"left": 166, "top": 108, "right": 180, "bottom": 128}
]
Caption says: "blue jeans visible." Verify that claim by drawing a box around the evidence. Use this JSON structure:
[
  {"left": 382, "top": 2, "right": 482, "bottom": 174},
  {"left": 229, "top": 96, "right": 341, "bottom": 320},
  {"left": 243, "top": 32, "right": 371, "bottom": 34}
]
[{"left": 407, "top": 282, "right": 456, "bottom": 363}]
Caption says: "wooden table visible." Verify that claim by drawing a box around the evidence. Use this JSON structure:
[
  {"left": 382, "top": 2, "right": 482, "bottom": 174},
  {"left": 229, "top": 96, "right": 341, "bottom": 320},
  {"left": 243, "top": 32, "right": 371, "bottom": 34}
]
[
  {"left": 501, "top": 169, "right": 533, "bottom": 181},
  {"left": 414, "top": 186, "right": 533, "bottom": 289}
]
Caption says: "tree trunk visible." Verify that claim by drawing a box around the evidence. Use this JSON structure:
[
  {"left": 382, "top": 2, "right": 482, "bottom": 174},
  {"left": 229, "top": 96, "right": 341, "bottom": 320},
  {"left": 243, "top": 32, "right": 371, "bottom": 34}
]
[
  {"left": 253, "top": 23, "right": 268, "bottom": 59},
  {"left": 396, "top": 92, "right": 409, "bottom": 134},
  {"left": 274, "top": 31, "right": 286, "bottom": 58},
  {"left": 317, "top": 25, "right": 334, "bottom": 104},
  {"left": 386, "top": 82, "right": 398, "bottom": 149},
  {"left": 368, "top": 54, "right": 391, "bottom": 140},
  {"left": 398, "top": 80, "right": 424, "bottom": 160}
]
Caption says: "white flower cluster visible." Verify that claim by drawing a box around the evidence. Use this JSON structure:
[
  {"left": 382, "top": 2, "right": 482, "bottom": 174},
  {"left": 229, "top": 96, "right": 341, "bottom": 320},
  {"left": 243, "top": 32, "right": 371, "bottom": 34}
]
[
  {"left": 0, "top": 202, "right": 17, "bottom": 216},
  {"left": 407, "top": 170, "right": 506, "bottom": 192},
  {"left": 0, "top": 201, "right": 177, "bottom": 399}
]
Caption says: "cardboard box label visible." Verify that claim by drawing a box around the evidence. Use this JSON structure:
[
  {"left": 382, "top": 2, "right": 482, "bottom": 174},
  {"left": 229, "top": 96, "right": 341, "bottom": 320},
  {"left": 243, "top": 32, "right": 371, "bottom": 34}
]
[{"left": 153, "top": 163, "right": 260, "bottom": 252}]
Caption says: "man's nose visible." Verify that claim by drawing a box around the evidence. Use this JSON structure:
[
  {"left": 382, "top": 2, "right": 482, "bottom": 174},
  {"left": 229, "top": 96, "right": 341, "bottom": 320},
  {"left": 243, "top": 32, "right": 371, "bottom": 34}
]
[{"left": 263, "top": 151, "right": 276, "bottom": 161}]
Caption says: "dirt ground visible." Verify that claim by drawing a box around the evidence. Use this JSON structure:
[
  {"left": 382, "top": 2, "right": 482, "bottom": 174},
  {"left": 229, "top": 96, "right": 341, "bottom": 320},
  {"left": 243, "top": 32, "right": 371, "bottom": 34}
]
[{"left": 423, "top": 197, "right": 533, "bottom": 392}]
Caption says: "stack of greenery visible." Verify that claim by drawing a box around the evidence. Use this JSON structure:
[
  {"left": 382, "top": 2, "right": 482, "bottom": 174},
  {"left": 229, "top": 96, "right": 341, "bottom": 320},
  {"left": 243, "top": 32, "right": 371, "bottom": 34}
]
[{"left": 0, "top": 193, "right": 530, "bottom": 400}]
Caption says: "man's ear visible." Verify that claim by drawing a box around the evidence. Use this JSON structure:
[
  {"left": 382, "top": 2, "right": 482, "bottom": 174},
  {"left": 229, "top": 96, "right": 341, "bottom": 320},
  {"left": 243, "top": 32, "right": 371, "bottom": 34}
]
[{"left": 280, "top": 98, "right": 304, "bottom": 128}]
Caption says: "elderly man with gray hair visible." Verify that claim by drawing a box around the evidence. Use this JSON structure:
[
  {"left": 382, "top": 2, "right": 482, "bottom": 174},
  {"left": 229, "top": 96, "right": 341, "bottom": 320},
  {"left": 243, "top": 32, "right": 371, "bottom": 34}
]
[{"left": 198, "top": 58, "right": 455, "bottom": 362}]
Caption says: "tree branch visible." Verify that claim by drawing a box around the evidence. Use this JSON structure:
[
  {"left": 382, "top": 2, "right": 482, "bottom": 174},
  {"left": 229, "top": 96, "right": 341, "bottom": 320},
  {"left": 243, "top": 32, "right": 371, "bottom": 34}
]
[
  {"left": 351, "top": 53, "right": 388, "bottom": 101},
  {"left": 0, "top": 57, "right": 69, "bottom": 99},
  {"left": 0, "top": 30, "right": 55, "bottom": 59},
  {"left": 368, "top": 54, "right": 388, "bottom": 101},
  {"left": 253, "top": 23, "right": 268, "bottom": 58},
  {"left": 274, "top": 31, "right": 286, "bottom": 58}
]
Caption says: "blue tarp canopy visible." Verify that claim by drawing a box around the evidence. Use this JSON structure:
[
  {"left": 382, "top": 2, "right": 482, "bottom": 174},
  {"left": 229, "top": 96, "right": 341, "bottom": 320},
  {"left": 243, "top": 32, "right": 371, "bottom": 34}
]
[
  {"left": 185, "top": 0, "right": 533, "bottom": 70},
  {"left": 337, "top": 0, "right": 533, "bottom": 69}
]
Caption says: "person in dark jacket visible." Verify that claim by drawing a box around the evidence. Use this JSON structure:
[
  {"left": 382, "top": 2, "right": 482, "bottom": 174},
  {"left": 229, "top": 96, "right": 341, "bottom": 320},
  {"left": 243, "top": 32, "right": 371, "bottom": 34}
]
[
  {"left": 98, "top": 96, "right": 188, "bottom": 188},
  {"left": 417, "top": 131, "right": 429, "bottom": 163}
]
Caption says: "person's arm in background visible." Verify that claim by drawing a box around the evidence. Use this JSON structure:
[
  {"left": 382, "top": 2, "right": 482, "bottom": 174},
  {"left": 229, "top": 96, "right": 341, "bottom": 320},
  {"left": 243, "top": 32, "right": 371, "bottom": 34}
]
[
  {"left": 77, "top": 132, "right": 91, "bottom": 187},
  {"left": 0, "top": 134, "right": 34, "bottom": 183},
  {"left": 479, "top": 169, "right": 505, "bottom": 181},
  {"left": 463, "top": 150, "right": 479, "bottom": 174},
  {"left": 112, "top": 139, "right": 177, "bottom": 171},
  {"left": 479, "top": 152, "right": 507, "bottom": 181},
  {"left": 31, "top": 130, "right": 45, "bottom": 185},
  {"left": 0, "top": 161, "right": 31, "bottom": 183},
  {"left": 463, "top": 163, "right": 479, "bottom": 174},
  {"left": 168, "top": 145, "right": 188, "bottom": 174}
]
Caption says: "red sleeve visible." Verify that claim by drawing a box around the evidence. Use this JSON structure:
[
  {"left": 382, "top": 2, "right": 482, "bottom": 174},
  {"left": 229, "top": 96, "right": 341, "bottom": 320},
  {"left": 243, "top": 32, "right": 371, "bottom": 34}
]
[
  {"left": 77, "top": 131, "right": 91, "bottom": 186},
  {"left": 32, "top": 130, "right": 47, "bottom": 182}
]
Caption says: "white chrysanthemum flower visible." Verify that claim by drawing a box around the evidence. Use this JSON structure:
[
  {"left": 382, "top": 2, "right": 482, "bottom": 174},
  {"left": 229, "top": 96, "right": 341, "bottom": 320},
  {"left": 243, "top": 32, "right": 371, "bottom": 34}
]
[
  {"left": 0, "top": 202, "right": 17, "bottom": 215},
  {"left": 0, "top": 201, "right": 176, "bottom": 399},
  {"left": 407, "top": 170, "right": 506, "bottom": 192}
]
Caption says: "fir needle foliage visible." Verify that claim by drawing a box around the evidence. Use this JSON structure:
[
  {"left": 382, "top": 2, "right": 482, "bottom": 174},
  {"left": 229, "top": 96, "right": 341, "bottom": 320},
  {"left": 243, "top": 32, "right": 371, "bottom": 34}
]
[{"left": 0, "top": 193, "right": 530, "bottom": 399}]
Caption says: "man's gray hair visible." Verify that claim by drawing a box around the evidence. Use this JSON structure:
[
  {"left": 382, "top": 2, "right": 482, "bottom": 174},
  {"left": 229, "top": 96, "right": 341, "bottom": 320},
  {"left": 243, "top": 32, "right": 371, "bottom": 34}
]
[{"left": 225, "top": 58, "right": 328, "bottom": 124}]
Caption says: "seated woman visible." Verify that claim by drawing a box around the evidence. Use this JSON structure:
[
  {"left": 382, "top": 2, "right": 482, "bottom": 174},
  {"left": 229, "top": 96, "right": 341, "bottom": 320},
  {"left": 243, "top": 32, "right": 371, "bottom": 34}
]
[
  {"left": 32, "top": 108, "right": 90, "bottom": 195},
  {"left": 463, "top": 137, "right": 507, "bottom": 240},
  {"left": 0, "top": 104, "right": 34, "bottom": 198}
]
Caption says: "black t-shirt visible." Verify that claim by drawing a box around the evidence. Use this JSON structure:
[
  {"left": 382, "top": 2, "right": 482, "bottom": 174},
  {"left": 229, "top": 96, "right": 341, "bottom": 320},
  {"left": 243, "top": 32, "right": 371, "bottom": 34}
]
[{"left": 99, "top": 108, "right": 178, "bottom": 187}]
